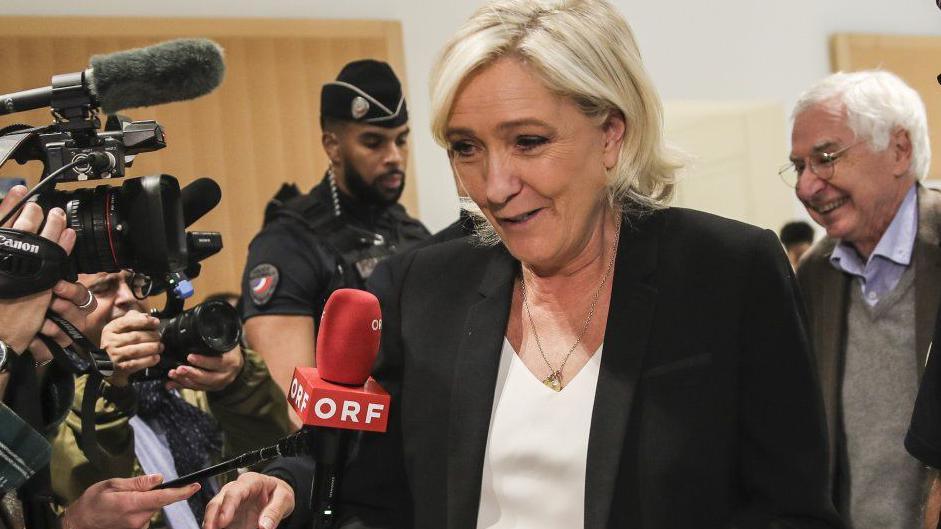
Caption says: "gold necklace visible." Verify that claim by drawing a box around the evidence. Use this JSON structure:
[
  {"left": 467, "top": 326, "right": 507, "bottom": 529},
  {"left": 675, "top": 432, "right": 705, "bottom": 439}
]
[{"left": 518, "top": 222, "right": 620, "bottom": 392}]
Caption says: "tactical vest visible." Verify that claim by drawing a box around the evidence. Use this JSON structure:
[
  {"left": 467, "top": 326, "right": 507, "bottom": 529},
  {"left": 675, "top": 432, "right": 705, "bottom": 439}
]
[{"left": 263, "top": 182, "right": 428, "bottom": 294}]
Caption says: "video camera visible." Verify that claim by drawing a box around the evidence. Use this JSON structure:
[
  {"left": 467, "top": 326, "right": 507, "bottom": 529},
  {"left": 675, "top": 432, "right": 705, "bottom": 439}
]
[
  {"left": 0, "top": 39, "right": 245, "bottom": 378},
  {"left": 0, "top": 39, "right": 226, "bottom": 315},
  {"left": 0, "top": 38, "right": 248, "bottom": 471}
]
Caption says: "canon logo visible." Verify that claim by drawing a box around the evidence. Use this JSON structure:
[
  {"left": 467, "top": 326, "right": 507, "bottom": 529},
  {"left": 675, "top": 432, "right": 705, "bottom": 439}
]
[{"left": 0, "top": 235, "right": 39, "bottom": 254}]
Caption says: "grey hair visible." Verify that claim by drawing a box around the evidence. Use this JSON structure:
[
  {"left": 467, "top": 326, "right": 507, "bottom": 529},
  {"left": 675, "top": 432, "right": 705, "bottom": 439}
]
[{"left": 792, "top": 70, "right": 930, "bottom": 180}]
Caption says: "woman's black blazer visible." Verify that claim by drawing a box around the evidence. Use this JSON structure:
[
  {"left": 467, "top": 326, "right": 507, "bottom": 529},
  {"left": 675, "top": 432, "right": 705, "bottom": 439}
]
[{"left": 269, "top": 207, "right": 844, "bottom": 529}]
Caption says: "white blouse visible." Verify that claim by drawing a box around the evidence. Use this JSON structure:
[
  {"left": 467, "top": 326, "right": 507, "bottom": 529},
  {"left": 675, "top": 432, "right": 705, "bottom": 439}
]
[{"left": 476, "top": 338, "right": 603, "bottom": 529}]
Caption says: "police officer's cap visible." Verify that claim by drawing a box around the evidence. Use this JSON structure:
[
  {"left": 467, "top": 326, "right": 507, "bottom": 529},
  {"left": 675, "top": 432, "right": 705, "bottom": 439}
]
[{"left": 321, "top": 60, "right": 408, "bottom": 128}]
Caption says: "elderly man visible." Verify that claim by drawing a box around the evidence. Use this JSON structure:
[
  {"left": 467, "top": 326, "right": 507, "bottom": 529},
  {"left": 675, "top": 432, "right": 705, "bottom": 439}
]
[{"left": 788, "top": 70, "right": 937, "bottom": 529}]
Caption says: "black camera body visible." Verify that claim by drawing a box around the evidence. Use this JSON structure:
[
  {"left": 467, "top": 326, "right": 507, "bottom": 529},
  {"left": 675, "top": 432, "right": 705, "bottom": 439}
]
[
  {"left": 161, "top": 299, "right": 242, "bottom": 359},
  {"left": 37, "top": 174, "right": 188, "bottom": 277},
  {"left": 37, "top": 117, "right": 165, "bottom": 181},
  {"left": 130, "top": 299, "right": 242, "bottom": 382}
]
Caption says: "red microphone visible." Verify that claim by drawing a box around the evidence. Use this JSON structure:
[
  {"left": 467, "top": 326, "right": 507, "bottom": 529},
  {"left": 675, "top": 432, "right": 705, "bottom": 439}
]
[
  {"left": 287, "top": 288, "right": 390, "bottom": 529},
  {"left": 156, "top": 289, "right": 390, "bottom": 500},
  {"left": 287, "top": 288, "right": 390, "bottom": 432}
]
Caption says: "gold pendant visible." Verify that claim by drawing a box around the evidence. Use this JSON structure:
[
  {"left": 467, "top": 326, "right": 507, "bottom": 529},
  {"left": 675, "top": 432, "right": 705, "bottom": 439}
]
[{"left": 543, "top": 371, "right": 563, "bottom": 392}]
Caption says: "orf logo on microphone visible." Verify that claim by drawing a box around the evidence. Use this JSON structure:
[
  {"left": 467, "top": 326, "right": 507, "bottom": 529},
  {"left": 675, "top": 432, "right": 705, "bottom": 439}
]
[
  {"left": 289, "top": 367, "right": 391, "bottom": 433},
  {"left": 289, "top": 376, "right": 311, "bottom": 415},
  {"left": 311, "top": 395, "right": 385, "bottom": 425}
]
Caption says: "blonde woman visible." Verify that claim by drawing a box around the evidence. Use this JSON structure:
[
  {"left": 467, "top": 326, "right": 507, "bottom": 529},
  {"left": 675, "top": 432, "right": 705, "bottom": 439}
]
[{"left": 204, "top": 1, "right": 842, "bottom": 528}]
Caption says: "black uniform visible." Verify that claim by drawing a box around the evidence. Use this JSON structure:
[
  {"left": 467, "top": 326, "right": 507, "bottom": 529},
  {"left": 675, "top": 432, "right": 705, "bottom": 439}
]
[{"left": 241, "top": 176, "right": 430, "bottom": 327}]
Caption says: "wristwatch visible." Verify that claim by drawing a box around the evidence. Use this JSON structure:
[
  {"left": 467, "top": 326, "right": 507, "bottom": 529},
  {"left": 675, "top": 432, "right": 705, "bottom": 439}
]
[{"left": 0, "top": 339, "right": 13, "bottom": 373}]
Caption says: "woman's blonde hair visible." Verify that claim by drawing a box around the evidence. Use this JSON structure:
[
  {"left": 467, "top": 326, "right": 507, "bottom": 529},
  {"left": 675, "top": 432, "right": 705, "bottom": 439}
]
[{"left": 430, "top": 0, "right": 679, "bottom": 241}]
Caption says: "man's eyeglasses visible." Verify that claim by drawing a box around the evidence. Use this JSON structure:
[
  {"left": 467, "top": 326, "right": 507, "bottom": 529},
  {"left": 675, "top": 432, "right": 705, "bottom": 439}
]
[
  {"left": 86, "top": 271, "right": 154, "bottom": 300},
  {"left": 778, "top": 140, "right": 864, "bottom": 188}
]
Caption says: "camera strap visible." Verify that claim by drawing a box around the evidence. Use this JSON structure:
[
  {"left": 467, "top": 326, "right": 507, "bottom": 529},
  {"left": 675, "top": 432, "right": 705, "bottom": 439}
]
[
  {"left": 0, "top": 228, "right": 74, "bottom": 299},
  {"left": 40, "top": 310, "right": 115, "bottom": 470}
]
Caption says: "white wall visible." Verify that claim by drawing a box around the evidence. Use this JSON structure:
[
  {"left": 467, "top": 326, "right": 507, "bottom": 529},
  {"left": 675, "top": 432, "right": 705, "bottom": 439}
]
[{"left": 3, "top": 0, "right": 939, "bottom": 231}]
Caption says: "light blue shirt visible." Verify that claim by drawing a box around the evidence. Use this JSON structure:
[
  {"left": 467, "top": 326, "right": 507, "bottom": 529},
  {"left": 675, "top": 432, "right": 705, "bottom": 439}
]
[
  {"left": 829, "top": 185, "right": 918, "bottom": 306},
  {"left": 130, "top": 415, "right": 200, "bottom": 529}
]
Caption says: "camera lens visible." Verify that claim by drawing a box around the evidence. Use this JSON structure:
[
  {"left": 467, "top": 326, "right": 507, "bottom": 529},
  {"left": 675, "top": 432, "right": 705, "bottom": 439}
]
[
  {"left": 68, "top": 185, "right": 126, "bottom": 273},
  {"left": 40, "top": 185, "right": 127, "bottom": 273},
  {"left": 37, "top": 174, "right": 189, "bottom": 277},
  {"left": 197, "top": 301, "right": 241, "bottom": 352},
  {"left": 161, "top": 299, "right": 241, "bottom": 358}
]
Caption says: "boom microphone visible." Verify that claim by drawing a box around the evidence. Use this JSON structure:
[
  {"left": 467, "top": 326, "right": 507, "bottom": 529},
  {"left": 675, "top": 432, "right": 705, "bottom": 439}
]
[
  {"left": 155, "top": 430, "right": 310, "bottom": 490},
  {"left": 181, "top": 177, "right": 222, "bottom": 227},
  {"left": 0, "top": 38, "right": 225, "bottom": 115}
]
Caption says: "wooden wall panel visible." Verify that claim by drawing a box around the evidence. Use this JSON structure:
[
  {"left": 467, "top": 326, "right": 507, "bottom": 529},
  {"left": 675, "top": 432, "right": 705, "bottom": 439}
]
[
  {"left": 0, "top": 16, "right": 415, "bottom": 305},
  {"left": 665, "top": 101, "right": 792, "bottom": 232},
  {"left": 831, "top": 33, "right": 941, "bottom": 182}
]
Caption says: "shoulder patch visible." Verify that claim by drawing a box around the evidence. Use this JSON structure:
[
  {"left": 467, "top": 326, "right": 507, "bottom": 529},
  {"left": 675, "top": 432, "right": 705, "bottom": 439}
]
[{"left": 248, "top": 263, "right": 280, "bottom": 306}]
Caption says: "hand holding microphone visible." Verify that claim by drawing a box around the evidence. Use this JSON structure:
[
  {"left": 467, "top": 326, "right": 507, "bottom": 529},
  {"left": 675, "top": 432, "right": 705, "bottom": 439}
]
[
  {"left": 63, "top": 474, "right": 201, "bottom": 529},
  {"left": 187, "top": 289, "right": 390, "bottom": 529}
]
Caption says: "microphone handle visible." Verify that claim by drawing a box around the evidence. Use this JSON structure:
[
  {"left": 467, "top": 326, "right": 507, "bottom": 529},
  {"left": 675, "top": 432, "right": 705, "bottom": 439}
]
[
  {"left": 312, "top": 429, "right": 350, "bottom": 529},
  {"left": 155, "top": 430, "right": 308, "bottom": 490}
]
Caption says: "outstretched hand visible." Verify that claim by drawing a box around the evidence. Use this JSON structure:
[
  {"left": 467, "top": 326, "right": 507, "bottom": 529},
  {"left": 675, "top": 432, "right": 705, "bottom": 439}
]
[
  {"left": 203, "top": 472, "right": 294, "bottom": 529},
  {"left": 63, "top": 474, "right": 199, "bottom": 529}
]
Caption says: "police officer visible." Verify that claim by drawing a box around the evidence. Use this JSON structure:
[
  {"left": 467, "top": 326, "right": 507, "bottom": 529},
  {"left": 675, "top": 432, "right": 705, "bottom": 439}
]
[{"left": 240, "top": 59, "right": 430, "bottom": 418}]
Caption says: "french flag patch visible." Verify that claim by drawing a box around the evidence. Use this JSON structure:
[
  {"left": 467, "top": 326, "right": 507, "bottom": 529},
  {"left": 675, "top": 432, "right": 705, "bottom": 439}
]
[{"left": 248, "top": 263, "right": 279, "bottom": 306}]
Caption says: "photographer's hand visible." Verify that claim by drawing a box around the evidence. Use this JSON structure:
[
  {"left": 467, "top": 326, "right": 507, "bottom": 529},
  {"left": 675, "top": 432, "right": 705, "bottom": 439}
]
[
  {"left": 100, "top": 310, "right": 164, "bottom": 387},
  {"left": 167, "top": 345, "right": 245, "bottom": 392},
  {"left": 0, "top": 186, "right": 78, "bottom": 353},
  {"left": 28, "top": 280, "right": 97, "bottom": 365}
]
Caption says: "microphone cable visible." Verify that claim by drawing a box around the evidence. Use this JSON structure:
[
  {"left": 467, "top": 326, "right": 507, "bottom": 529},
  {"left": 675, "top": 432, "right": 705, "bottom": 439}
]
[{"left": 0, "top": 153, "right": 107, "bottom": 226}]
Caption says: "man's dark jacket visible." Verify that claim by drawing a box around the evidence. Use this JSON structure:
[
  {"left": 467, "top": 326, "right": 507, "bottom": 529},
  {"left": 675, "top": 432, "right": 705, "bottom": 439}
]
[{"left": 796, "top": 184, "right": 941, "bottom": 512}]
